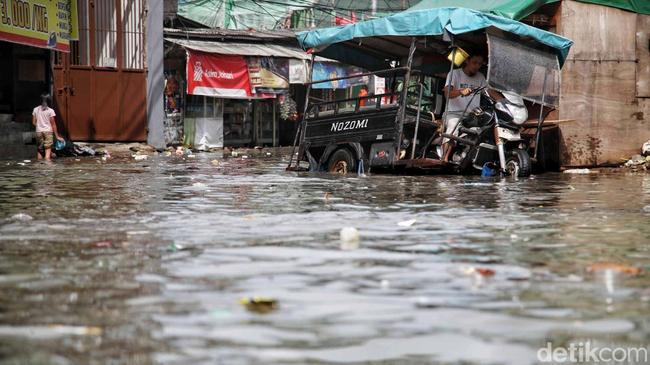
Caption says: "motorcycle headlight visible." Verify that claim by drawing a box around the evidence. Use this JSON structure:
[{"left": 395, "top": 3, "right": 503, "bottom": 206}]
[{"left": 496, "top": 101, "right": 528, "bottom": 125}]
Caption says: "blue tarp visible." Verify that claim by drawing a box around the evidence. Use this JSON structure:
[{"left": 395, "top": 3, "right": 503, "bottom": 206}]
[{"left": 297, "top": 7, "right": 573, "bottom": 67}]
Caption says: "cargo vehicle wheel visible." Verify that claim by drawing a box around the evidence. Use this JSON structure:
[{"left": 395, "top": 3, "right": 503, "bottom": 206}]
[
  {"left": 327, "top": 149, "right": 356, "bottom": 174},
  {"left": 506, "top": 149, "right": 531, "bottom": 177}
]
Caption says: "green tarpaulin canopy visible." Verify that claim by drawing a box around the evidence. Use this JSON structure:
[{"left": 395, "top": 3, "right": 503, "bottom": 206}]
[
  {"left": 408, "top": 0, "right": 650, "bottom": 18},
  {"left": 297, "top": 7, "right": 574, "bottom": 67}
]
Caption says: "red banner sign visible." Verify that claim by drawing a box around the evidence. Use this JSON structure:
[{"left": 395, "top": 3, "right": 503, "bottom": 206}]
[{"left": 186, "top": 50, "right": 251, "bottom": 98}]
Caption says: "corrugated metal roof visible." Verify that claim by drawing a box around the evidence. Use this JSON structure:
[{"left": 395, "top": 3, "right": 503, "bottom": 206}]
[{"left": 165, "top": 38, "right": 311, "bottom": 60}]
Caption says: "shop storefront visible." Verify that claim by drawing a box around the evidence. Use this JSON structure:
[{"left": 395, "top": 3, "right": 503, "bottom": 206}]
[
  {"left": 0, "top": 0, "right": 77, "bottom": 121},
  {"left": 0, "top": 0, "right": 77, "bottom": 158},
  {"left": 163, "top": 35, "right": 312, "bottom": 148},
  {"left": 162, "top": 30, "right": 379, "bottom": 149}
]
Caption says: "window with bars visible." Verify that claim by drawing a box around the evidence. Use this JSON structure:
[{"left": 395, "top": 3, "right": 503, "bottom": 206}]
[
  {"left": 95, "top": 0, "right": 117, "bottom": 67},
  {"left": 70, "top": 0, "right": 90, "bottom": 66},
  {"left": 54, "top": 1, "right": 146, "bottom": 70},
  {"left": 122, "top": 0, "right": 146, "bottom": 70}
]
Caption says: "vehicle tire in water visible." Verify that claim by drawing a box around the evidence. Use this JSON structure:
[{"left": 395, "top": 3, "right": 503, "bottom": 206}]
[
  {"left": 506, "top": 148, "right": 531, "bottom": 177},
  {"left": 327, "top": 149, "right": 356, "bottom": 174}
]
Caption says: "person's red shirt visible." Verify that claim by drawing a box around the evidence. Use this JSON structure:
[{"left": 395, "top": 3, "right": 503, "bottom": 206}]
[{"left": 358, "top": 88, "right": 369, "bottom": 107}]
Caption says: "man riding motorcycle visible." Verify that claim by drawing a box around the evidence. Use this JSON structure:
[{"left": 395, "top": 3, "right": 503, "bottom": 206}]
[{"left": 442, "top": 53, "right": 504, "bottom": 162}]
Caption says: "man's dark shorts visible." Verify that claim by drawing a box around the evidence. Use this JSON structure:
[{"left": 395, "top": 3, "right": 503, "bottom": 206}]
[{"left": 36, "top": 132, "right": 54, "bottom": 150}]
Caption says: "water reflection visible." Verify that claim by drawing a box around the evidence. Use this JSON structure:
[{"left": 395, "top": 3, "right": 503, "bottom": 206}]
[{"left": 0, "top": 155, "right": 649, "bottom": 364}]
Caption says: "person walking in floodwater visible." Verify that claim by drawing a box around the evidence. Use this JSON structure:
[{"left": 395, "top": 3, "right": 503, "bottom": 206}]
[{"left": 32, "top": 94, "right": 63, "bottom": 161}]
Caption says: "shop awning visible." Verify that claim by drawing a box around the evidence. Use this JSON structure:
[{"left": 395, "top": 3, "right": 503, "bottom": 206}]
[
  {"left": 297, "top": 7, "right": 574, "bottom": 67},
  {"left": 165, "top": 38, "right": 312, "bottom": 60},
  {"left": 408, "top": 0, "right": 650, "bottom": 17}
]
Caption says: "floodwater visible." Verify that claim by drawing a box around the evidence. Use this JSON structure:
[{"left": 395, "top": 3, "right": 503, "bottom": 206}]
[{"left": 0, "top": 152, "right": 649, "bottom": 365}]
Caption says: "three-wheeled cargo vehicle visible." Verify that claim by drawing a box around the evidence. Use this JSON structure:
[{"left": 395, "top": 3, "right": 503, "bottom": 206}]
[{"left": 286, "top": 7, "right": 573, "bottom": 177}]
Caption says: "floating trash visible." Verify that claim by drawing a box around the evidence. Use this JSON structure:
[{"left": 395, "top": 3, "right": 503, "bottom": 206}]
[
  {"left": 166, "top": 243, "right": 186, "bottom": 252},
  {"left": 133, "top": 155, "right": 147, "bottom": 161},
  {"left": 239, "top": 296, "right": 278, "bottom": 314},
  {"left": 587, "top": 262, "right": 641, "bottom": 276},
  {"left": 0, "top": 325, "right": 102, "bottom": 339},
  {"left": 463, "top": 266, "right": 496, "bottom": 277},
  {"left": 563, "top": 168, "right": 591, "bottom": 174},
  {"left": 397, "top": 219, "right": 416, "bottom": 227},
  {"left": 340, "top": 227, "right": 360, "bottom": 250},
  {"left": 10, "top": 213, "right": 33, "bottom": 222},
  {"left": 92, "top": 240, "right": 113, "bottom": 248}
]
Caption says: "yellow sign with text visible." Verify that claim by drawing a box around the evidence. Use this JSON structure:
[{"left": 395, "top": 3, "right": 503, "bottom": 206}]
[{"left": 0, "top": 0, "right": 78, "bottom": 52}]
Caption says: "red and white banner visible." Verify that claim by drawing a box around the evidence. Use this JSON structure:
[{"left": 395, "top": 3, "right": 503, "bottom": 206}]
[{"left": 186, "top": 51, "right": 252, "bottom": 98}]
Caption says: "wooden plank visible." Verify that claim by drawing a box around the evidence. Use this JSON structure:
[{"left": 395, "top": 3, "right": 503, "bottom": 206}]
[
  {"left": 637, "top": 15, "right": 650, "bottom": 97},
  {"left": 521, "top": 119, "right": 576, "bottom": 128},
  {"left": 560, "top": 1, "right": 637, "bottom": 61},
  {"left": 558, "top": 61, "right": 650, "bottom": 166}
]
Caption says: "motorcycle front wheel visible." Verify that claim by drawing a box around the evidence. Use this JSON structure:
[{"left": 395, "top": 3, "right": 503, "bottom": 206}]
[{"left": 505, "top": 149, "right": 532, "bottom": 177}]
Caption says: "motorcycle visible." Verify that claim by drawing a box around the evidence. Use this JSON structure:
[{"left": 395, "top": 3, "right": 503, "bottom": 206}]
[{"left": 444, "top": 87, "right": 532, "bottom": 177}]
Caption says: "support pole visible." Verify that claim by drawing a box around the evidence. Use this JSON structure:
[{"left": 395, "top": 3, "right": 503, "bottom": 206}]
[
  {"left": 394, "top": 37, "right": 417, "bottom": 163},
  {"left": 442, "top": 44, "right": 457, "bottom": 145},
  {"left": 411, "top": 81, "right": 424, "bottom": 160},
  {"left": 533, "top": 73, "right": 548, "bottom": 162},
  {"left": 287, "top": 54, "right": 315, "bottom": 170}
]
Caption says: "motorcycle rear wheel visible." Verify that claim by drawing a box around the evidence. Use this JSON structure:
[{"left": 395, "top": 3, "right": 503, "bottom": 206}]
[{"left": 506, "top": 149, "right": 531, "bottom": 177}]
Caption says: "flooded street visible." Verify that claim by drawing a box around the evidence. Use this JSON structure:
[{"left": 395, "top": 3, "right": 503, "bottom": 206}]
[{"left": 1, "top": 152, "right": 649, "bottom": 365}]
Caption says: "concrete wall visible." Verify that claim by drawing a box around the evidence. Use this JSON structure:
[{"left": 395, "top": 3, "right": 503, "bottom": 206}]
[{"left": 558, "top": 0, "right": 650, "bottom": 166}]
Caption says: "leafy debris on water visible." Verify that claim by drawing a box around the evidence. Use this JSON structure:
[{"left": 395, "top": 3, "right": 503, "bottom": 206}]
[
  {"left": 587, "top": 262, "right": 641, "bottom": 276},
  {"left": 239, "top": 297, "right": 278, "bottom": 314}
]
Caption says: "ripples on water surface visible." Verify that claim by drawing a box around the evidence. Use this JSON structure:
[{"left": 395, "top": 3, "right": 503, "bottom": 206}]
[{"left": 0, "top": 152, "right": 649, "bottom": 364}]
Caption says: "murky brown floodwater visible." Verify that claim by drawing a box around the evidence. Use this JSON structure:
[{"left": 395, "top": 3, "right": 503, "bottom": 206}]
[{"left": 0, "top": 152, "right": 649, "bottom": 365}]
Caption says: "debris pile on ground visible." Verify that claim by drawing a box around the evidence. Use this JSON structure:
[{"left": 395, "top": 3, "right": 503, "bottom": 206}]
[
  {"left": 623, "top": 154, "right": 649, "bottom": 170},
  {"left": 621, "top": 140, "right": 650, "bottom": 170}
]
